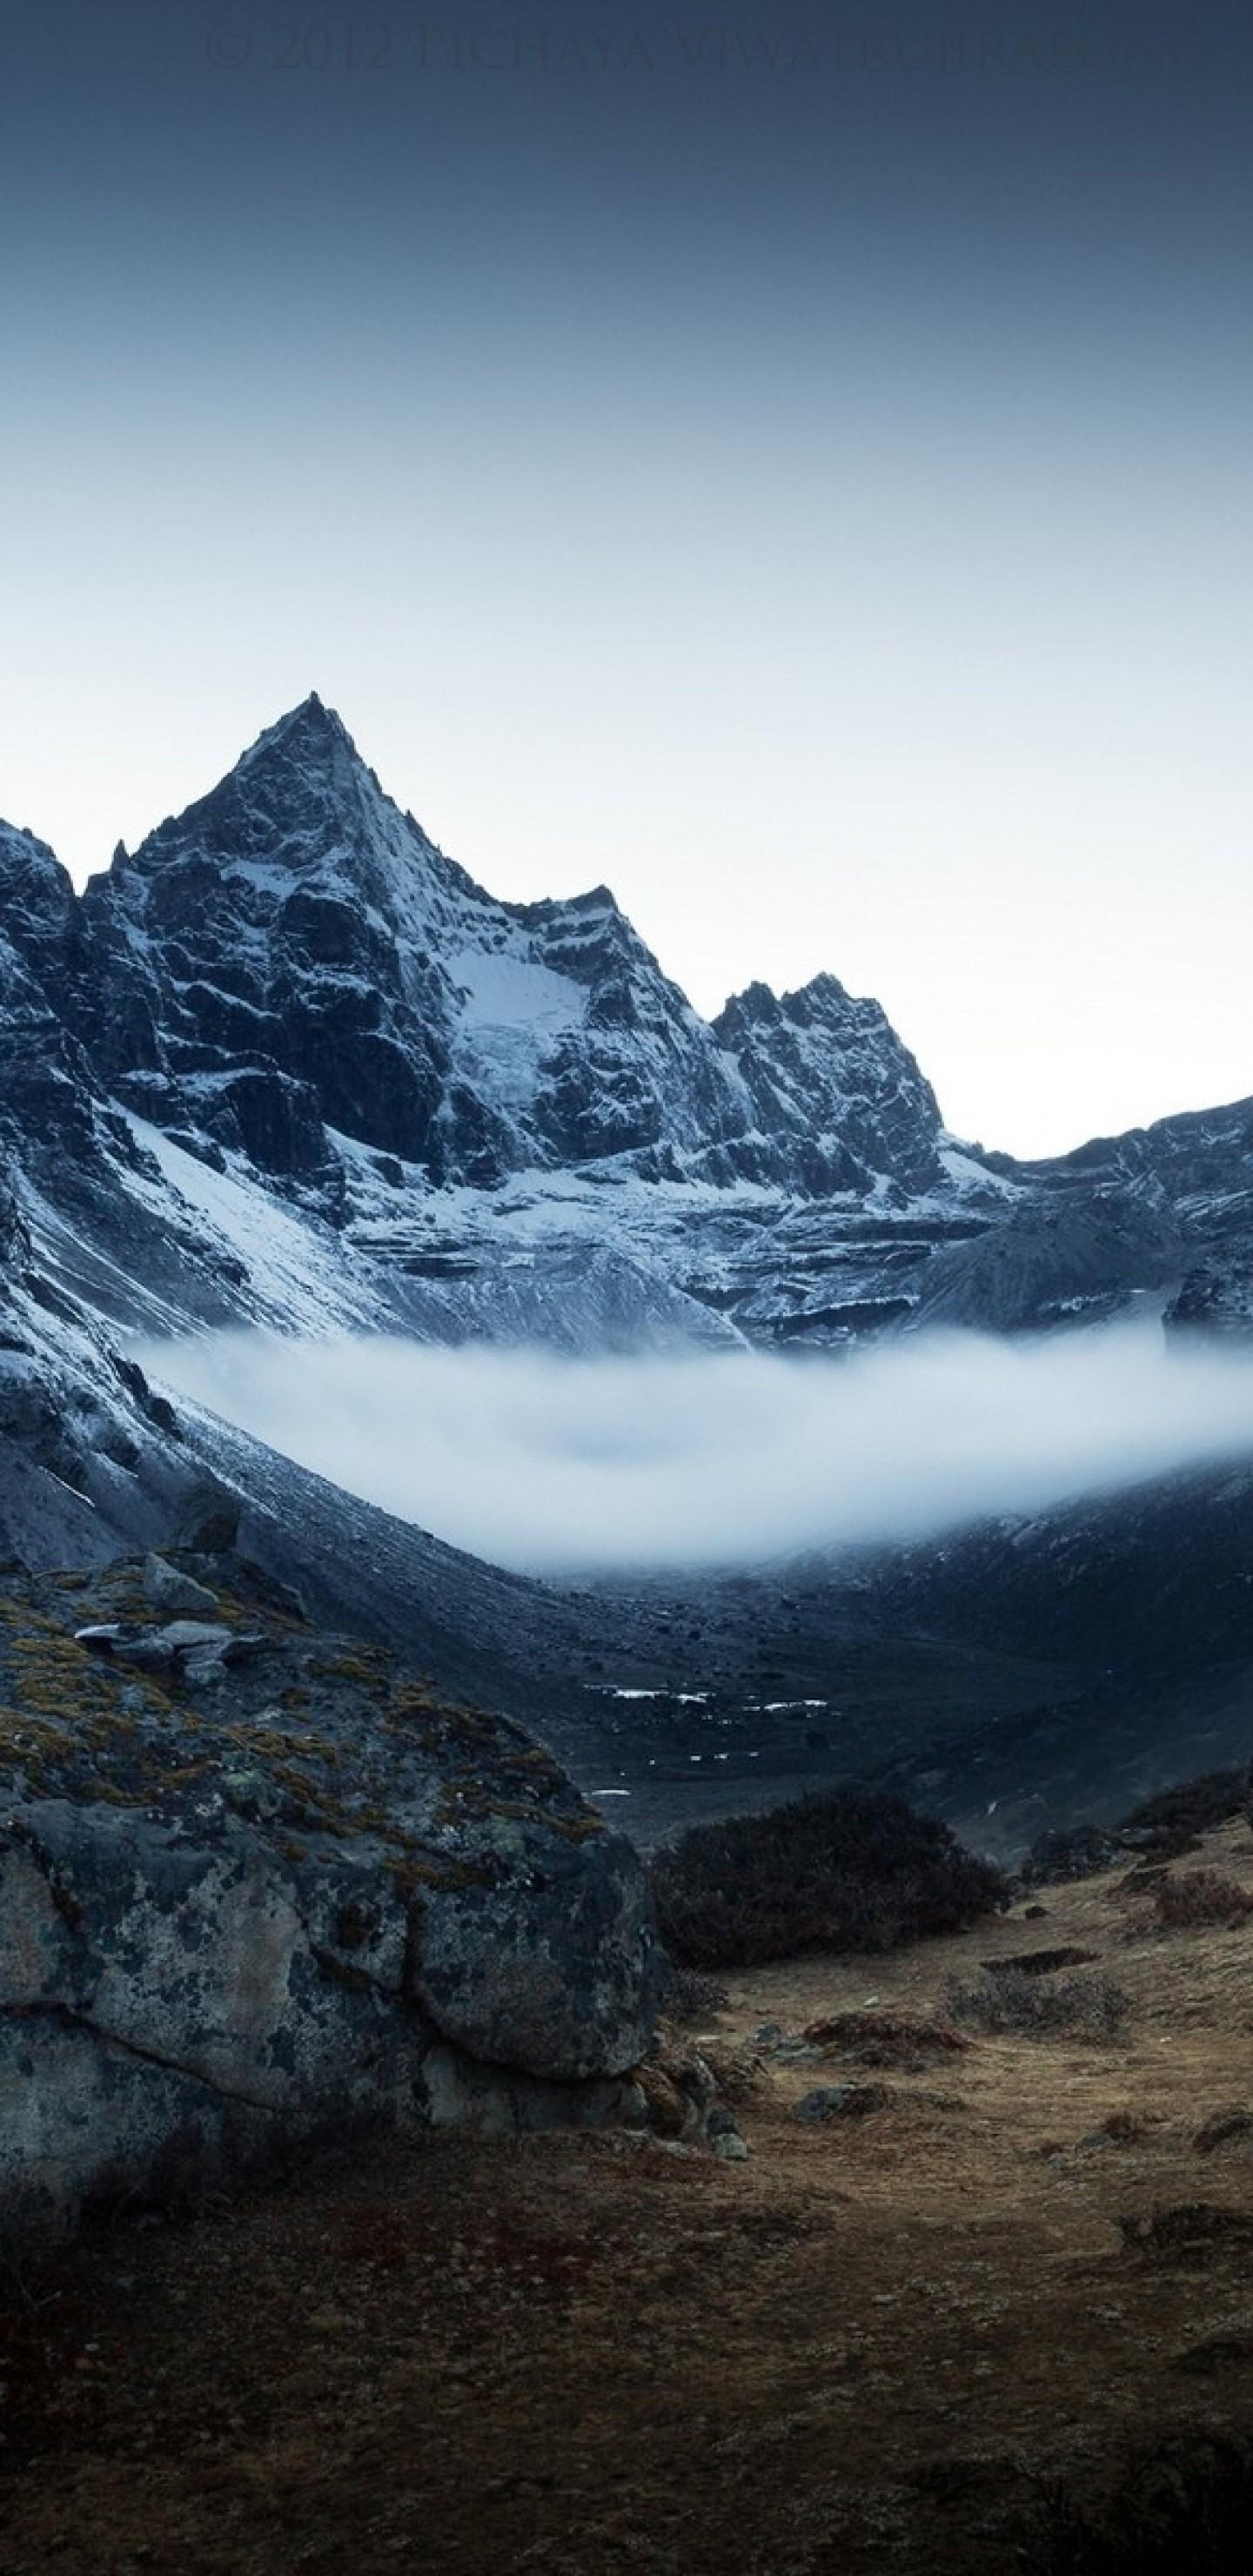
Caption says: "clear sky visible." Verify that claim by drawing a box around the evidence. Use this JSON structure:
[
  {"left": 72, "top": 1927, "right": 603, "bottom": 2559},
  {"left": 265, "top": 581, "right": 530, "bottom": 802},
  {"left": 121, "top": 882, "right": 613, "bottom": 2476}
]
[{"left": 2, "top": 0, "right": 1250, "bottom": 1156}]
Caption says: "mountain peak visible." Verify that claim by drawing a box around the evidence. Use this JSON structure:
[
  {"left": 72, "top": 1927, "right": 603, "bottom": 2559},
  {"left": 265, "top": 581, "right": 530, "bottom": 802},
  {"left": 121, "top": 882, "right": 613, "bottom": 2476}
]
[
  {"left": 715, "top": 971, "right": 855, "bottom": 1032},
  {"left": 241, "top": 693, "right": 361, "bottom": 774},
  {"left": 123, "top": 693, "right": 405, "bottom": 874}
]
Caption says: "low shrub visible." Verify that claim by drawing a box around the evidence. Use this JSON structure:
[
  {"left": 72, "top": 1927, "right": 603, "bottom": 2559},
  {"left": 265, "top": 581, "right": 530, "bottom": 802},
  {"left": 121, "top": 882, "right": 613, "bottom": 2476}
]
[
  {"left": 801, "top": 2009, "right": 970, "bottom": 2068},
  {"left": 1108, "top": 1862, "right": 1170, "bottom": 1901},
  {"left": 649, "top": 1788, "right": 1008, "bottom": 1969},
  {"left": 1022, "top": 1825, "right": 1129, "bottom": 1887},
  {"left": 1153, "top": 1868, "right": 1253, "bottom": 1930},
  {"left": 1119, "top": 2203, "right": 1253, "bottom": 2261},
  {"left": 1193, "top": 2107, "right": 1253, "bottom": 2154},
  {"left": 1023, "top": 1763, "right": 1253, "bottom": 1888},
  {"left": 1099, "top": 2110, "right": 1146, "bottom": 2144},
  {"left": 1120, "top": 1766, "right": 1253, "bottom": 1858},
  {"left": 948, "top": 1966, "right": 1131, "bottom": 2040},
  {"left": 694, "top": 2041, "right": 767, "bottom": 2107}
]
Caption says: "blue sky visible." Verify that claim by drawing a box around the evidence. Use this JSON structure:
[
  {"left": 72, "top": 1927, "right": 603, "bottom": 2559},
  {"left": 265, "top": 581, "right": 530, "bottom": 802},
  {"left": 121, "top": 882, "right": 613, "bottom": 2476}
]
[{"left": 3, "top": 0, "right": 1251, "bottom": 1152}]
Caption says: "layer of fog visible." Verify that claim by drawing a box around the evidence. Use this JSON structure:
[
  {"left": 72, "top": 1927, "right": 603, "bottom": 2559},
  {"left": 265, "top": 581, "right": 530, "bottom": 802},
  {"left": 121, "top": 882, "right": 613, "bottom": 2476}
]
[{"left": 137, "top": 1317, "right": 1253, "bottom": 1577}]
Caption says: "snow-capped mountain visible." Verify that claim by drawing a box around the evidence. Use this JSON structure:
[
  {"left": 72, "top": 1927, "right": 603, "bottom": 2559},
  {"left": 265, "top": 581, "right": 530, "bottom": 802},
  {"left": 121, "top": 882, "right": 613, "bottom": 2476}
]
[
  {"left": 67, "top": 694, "right": 953, "bottom": 1197},
  {"left": 1, "top": 690, "right": 1251, "bottom": 1367},
  {"left": 0, "top": 695, "right": 1014, "bottom": 1352},
  {"left": 5, "top": 701, "right": 1253, "bottom": 1848}
]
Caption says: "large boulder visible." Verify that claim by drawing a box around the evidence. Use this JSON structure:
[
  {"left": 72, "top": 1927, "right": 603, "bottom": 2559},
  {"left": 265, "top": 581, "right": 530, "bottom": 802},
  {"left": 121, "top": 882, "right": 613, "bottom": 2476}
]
[{"left": 0, "top": 1559, "right": 661, "bottom": 2245}]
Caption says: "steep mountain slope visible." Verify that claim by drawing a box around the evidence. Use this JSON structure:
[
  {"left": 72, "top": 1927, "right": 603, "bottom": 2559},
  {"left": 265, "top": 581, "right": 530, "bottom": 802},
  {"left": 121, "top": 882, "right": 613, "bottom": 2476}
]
[
  {"left": 3, "top": 694, "right": 1253, "bottom": 1858},
  {"left": 9, "top": 689, "right": 1250, "bottom": 1361},
  {"left": 610, "top": 1457, "right": 1253, "bottom": 1855},
  {"left": 4, "top": 1092, "right": 1253, "bottom": 1862},
  {"left": 67, "top": 694, "right": 951, "bottom": 1201},
  {"left": 1, "top": 698, "right": 1013, "bottom": 1355},
  {"left": 0, "top": 1153, "right": 1077, "bottom": 1854}
]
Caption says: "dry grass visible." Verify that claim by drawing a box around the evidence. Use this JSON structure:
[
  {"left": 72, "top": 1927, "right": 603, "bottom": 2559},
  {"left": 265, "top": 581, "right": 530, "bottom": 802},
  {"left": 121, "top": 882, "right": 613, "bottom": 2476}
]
[
  {"left": 1153, "top": 1868, "right": 1253, "bottom": 1931},
  {"left": 948, "top": 1964, "right": 1133, "bottom": 2039},
  {"left": 2, "top": 1822, "right": 1253, "bottom": 2575}
]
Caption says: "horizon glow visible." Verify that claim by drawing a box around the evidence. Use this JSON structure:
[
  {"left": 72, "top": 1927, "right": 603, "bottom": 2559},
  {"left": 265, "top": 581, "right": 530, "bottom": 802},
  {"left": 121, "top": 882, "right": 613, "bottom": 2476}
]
[{"left": 3, "top": 1, "right": 1252, "bottom": 1156}]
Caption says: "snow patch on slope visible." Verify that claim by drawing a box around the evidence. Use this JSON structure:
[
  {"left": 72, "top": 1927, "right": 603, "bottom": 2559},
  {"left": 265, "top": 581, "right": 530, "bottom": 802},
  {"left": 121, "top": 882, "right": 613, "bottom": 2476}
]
[{"left": 125, "top": 1119, "right": 378, "bottom": 1334}]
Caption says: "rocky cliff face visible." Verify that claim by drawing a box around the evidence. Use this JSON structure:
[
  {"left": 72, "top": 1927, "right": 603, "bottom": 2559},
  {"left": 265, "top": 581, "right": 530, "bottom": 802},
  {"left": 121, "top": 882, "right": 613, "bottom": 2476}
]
[
  {"left": 60, "top": 695, "right": 948, "bottom": 1200},
  {"left": 2, "top": 690, "right": 1252, "bottom": 1372},
  {"left": 0, "top": 1553, "right": 660, "bottom": 2245},
  {"left": 713, "top": 974, "right": 945, "bottom": 1197},
  {"left": 0, "top": 824, "right": 102, "bottom": 1174},
  {"left": 0, "top": 694, "right": 1009, "bottom": 1358}
]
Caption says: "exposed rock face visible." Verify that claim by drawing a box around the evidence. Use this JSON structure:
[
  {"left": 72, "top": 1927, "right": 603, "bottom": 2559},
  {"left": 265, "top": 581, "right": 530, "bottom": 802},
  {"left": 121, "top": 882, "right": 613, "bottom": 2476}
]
[
  {"left": 141, "top": 1551, "right": 221, "bottom": 1616},
  {"left": 712, "top": 974, "right": 945, "bottom": 1197},
  {"left": 0, "top": 1560, "right": 660, "bottom": 2244},
  {"left": 0, "top": 825, "right": 104, "bottom": 1173},
  {"left": 9, "top": 688, "right": 1253, "bottom": 1363},
  {"left": 0, "top": 699, "right": 1000, "bottom": 1358},
  {"left": 0, "top": 1151, "right": 30, "bottom": 1285},
  {"left": 0, "top": 698, "right": 950, "bottom": 1206},
  {"left": 908, "top": 1178, "right": 1183, "bottom": 1333},
  {"left": 60, "top": 698, "right": 949, "bottom": 1198},
  {"left": 1165, "top": 1253, "right": 1253, "bottom": 1341}
]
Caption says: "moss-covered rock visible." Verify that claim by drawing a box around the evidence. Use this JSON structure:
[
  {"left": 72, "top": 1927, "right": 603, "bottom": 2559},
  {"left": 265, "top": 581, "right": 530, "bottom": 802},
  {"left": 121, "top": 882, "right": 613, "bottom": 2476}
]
[{"left": 0, "top": 1558, "right": 660, "bottom": 2244}]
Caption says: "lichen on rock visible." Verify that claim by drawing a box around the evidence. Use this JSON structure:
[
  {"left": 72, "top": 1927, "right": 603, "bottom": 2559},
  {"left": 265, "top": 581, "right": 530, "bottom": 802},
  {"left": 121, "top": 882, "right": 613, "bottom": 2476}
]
[{"left": 0, "top": 1556, "right": 662, "bottom": 2244}]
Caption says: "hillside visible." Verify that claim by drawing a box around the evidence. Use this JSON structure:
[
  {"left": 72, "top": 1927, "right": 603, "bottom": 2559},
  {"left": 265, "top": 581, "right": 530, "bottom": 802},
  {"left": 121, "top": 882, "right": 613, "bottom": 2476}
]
[
  {"left": 4, "top": 1819, "right": 1253, "bottom": 2572},
  {"left": 4, "top": 693, "right": 1253, "bottom": 1857}
]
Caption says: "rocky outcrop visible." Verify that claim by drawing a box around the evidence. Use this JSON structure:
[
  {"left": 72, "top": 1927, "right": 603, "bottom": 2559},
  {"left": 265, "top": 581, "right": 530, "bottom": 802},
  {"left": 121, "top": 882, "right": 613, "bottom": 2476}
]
[
  {"left": 0, "top": 826, "right": 105, "bottom": 1176},
  {"left": 712, "top": 973, "right": 946, "bottom": 1197},
  {"left": 0, "top": 1557, "right": 661, "bottom": 2245},
  {"left": 908, "top": 1178, "right": 1183, "bottom": 1333}
]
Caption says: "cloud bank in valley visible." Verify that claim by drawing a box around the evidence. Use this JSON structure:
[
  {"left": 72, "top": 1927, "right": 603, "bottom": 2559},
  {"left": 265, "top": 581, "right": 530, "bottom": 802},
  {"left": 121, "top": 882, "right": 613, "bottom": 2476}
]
[{"left": 139, "top": 1318, "right": 1253, "bottom": 1577}]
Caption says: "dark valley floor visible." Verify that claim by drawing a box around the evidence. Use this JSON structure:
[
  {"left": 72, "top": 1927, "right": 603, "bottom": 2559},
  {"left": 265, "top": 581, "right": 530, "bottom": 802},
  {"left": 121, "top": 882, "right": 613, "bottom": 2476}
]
[{"left": 4, "top": 1820, "right": 1253, "bottom": 2575}]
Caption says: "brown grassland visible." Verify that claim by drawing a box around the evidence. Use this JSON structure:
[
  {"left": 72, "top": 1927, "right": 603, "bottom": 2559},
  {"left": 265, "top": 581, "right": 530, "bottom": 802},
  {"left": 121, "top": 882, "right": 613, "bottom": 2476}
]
[{"left": 3, "top": 1821, "right": 1253, "bottom": 2573}]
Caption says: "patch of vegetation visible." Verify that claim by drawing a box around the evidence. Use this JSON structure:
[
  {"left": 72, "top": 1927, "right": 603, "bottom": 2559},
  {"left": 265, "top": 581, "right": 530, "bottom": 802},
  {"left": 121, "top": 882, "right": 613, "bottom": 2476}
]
[
  {"left": 1118, "top": 2203, "right": 1253, "bottom": 2261},
  {"left": 324, "top": 1650, "right": 391, "bottom": 1688},
  {"left": 1022, "top": 1825, "right": 1129, "bottom": 1886},
  {"left": 1098, "top": 2110, "right": 1147, "bottom": 2145},
  {"left": 662, "top": 1964, "right": 732, "bottom": 2025},
  {"left": 650, "top": 1788, "right": 1008, "bottom": 1969},
  {"left": 948, "top": 1966, "right": 1131, "bottom": 2040},
  {"left": 982, "top": 1944, "right": 1101, "bottom": 1977},
  {"left": 1121, "top": 1766, "right": 1252, "bottom": 1857},
  {"left": 1153, "top": 1868, "right": 1253, "bottom": 1930},
  {"left": 7, "top": 1617, "right": 114, "bottom": 1721},
  {"left": 1025, "top": 1761, "right": 1253, "bottom": 1885},
  {"left": 801, "top": 2009, "right": 970, "bottom": 2068},
  {"left": 1109, "top": 1861, "right": 1170, "bottom": 1900},
  {"left": 1193, "top": 2108, "right": 1253, "bottom": 2155}
]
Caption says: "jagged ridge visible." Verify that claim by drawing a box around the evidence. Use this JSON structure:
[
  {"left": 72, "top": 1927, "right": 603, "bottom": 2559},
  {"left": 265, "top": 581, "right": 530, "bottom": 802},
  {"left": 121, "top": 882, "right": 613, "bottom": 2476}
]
[
  {"left": 13, "top": 695, "right": 947, "bottom": 1200},
  {"left": 3, "top": 694, "right": 1253, "bottom": 1367}
]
